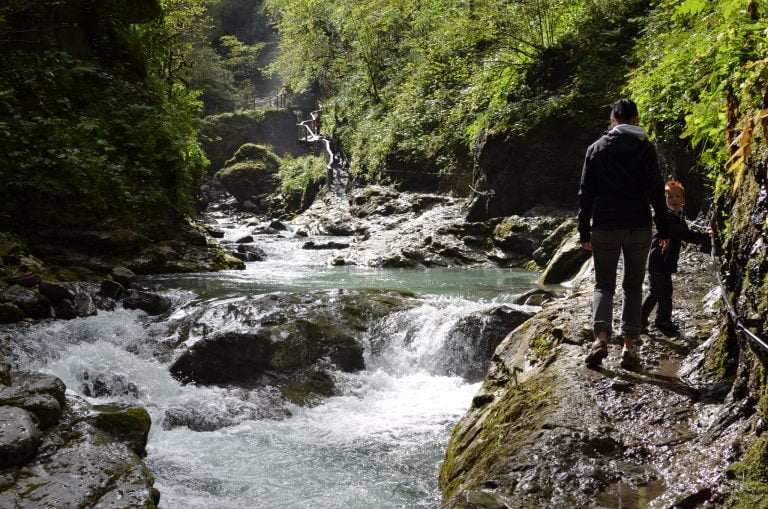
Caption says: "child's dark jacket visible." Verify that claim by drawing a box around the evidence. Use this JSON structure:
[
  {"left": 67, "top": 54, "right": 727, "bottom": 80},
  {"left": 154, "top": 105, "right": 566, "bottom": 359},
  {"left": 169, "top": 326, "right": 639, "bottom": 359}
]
[{"left": 648, "top": 209, "right": 709, "bottom": 273}]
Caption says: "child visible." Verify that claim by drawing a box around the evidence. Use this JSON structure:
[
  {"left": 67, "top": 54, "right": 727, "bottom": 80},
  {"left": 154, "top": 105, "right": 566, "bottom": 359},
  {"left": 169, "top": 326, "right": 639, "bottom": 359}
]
[{"left": 641, "top": 180, "right": 711, "bottom": 334}]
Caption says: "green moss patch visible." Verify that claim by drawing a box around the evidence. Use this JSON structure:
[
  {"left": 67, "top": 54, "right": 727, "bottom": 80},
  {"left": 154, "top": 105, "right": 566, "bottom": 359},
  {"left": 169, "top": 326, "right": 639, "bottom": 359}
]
[{"left": 439, "top": 375, "right": 557, "bottom": 501}]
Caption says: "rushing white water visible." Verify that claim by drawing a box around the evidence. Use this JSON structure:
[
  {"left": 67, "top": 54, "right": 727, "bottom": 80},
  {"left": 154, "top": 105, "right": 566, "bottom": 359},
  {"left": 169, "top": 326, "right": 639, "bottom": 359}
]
[{"left": 7, "top": 226, "right": 546, "bottom": 508}]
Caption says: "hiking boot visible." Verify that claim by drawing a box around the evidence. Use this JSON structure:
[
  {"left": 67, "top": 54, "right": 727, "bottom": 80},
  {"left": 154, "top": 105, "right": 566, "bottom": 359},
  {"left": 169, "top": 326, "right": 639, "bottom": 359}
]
[
  {"left": 620, "top": 347, "right": 641, "bottom": 369},
  {"left": 654, "top": 320, "right": 680, "bottom": 334},
  {"left": 585, "top": 339, "right": 608, "bottom": 367}
]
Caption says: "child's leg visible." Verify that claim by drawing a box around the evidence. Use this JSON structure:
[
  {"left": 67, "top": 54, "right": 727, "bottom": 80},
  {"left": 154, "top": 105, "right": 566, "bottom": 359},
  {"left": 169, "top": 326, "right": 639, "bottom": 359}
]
[
  {"left": 656, "top": 273, "right": 674, "bottom": 323},
  {"left": 642, "top": 272, "right": 661, "bottom": 324}
]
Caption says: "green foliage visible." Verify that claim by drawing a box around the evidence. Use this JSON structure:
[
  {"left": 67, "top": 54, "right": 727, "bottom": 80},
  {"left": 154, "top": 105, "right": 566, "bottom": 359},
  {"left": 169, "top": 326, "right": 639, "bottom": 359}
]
[
  {"left": 627, "top": 0, "right": 768, "bottom": 177},
  {"left": 136, "top": 0, "right": 213, "bottom": 87},
  {"left": 729, "top": 435, "right": 768, "bottom": 507},
  {"left": 0, "top": 50, "right": 207, "bottom": 226},
  {"left": 266, "top": 0, "right": 645, "bottom": 184},
  {"left": 278, "top": 154, "right": 327, "bottom": 195}
]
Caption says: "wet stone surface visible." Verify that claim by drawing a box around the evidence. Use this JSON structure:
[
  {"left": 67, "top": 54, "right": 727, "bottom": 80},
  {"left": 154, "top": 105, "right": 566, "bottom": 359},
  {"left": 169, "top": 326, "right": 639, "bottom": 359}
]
[{"left": 440, "top": 248, "right": 751, "bottom": 508}]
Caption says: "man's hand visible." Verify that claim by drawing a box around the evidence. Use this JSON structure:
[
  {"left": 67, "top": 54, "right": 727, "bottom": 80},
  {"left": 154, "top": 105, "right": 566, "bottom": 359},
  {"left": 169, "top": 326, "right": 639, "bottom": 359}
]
[
  {"left": 581, "top": 241, "right": 592, "bottom": 251},
  {"left": 658, "top": 238, "right": 670, "bottom": 253}
]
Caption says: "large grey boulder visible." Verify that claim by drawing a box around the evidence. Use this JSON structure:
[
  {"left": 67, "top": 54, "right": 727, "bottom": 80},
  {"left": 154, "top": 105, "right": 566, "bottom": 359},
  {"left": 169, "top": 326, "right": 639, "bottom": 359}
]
[
  {"left": 168, "top": 289, "right": 418, "bottom": 403},
  {"left": 0, "top": 372, "right": 66, "bottom": 428},
  {"left": 0, "top": 398, "right": 159, "bottom": 508},
  {"left": 0, "top": 406, "right": 42, "bottom": 469},
  {"left": 435, "top": 305, "right": 536, "bottom": 382},
  {"left": 538, "top": 231, "right": 591, "bottom": 285},
  {"left": 533, "top": 218, "right": 578, "bottom": 267},
  {"left": 38, "top": 281, "right": 75, "bottom": 303},
  {"left": 123, "top": 290, "right": 172, "bottom": 315}
]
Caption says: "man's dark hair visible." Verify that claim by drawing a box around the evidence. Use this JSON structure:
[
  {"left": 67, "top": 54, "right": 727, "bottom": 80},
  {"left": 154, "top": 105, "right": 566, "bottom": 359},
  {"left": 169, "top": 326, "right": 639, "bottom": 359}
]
[{"left": 610, "top": 99, "right": 638, "bottom": 123}]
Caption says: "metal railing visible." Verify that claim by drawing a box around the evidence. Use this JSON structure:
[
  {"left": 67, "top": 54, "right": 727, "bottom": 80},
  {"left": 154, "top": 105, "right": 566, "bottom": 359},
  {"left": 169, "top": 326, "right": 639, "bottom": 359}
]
[
  {"left": 234, "top": 93, "right": 287, "bottom": 111},
  {"left": 708, "top": 215, "right": 768, "bottom": 352}
]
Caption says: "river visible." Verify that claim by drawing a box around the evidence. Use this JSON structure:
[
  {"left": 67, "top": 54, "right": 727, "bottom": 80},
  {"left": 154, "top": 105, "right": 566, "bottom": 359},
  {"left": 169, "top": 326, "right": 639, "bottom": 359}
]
[{"left": 9, "top": 225, "right": 545, "bottom": 508}]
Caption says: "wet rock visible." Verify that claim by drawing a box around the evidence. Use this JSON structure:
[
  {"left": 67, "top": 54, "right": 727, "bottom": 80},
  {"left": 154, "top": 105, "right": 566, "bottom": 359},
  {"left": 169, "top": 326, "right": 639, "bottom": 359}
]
[
  {"left": 349, "top": 186, "right": 406, "bottom": 217},
  {"left": 92, "top": 294, "right": 117, "bottom": 311},
  {"left": 0, "top": 301, "right": 25, "bottom": 323},
  {"left": 80, "top": 371, "right": 140, "bottom": 399},
  {"left": 0, "top": 372, "right": 67, "bottom": 427},
  {"left": 532, "top": 218, "right": 577, "bottom": 266},
  {"left": 673, "top": 487, "right": 712, "bottom": 508},
  {"left": 0, "top": 398, "right": 157, "bottom": 508},
  {"left": 0, "top": 362, "right": 11, "bottom": 386},
  {"left": 162, "top": 388, "right": 291, "bottom": 432},
  {"left": 53, "top": 298, "right": 78, "bottom": 319},
  {"left": 111, "top": 266, "right": 136, "bottom": 287},
  {"left": 0, "top": 372, "right": 67, "bottom": 407},
  {"left": 236, "top": 235, "right": 254, "bottom": 243},
  {"left": 123, "top": 290, "right": 171, "bottom": 315},
  {"left": 170, "top": 331, "right": 274, "bottom": 385},
  {"left": 237, "top": 244, "right": 267, "bottom": 261},
  {"left": 538, "top": 231, "right": 590, "bottom": 284},
  {"left": 438, "top": 305, "right": 535, "bottom": 381},
  {"left": 162, "top": 407, "right": 236, "bottom": 432},
  {"left": 38, "top": 281, "right": 75, "bottom": 302},
  {"left": 302, "top": 240, "right": 350, "bottom": 250},
  {"left": 0, "top": 284, "right": 50, "bottom": 318},
  {"left": 67, "top": 265, "right": 102, "bottom": 282},
  {"left": 99, "top": 279, "right": 126, "bottom": 300},
  {"left": 2, "top": 271, "right": 41, "bottom": 288},
  {"left": 16, "top": 393, "right": 63, "bottom": 429},
  {"left": 74, "top": 293, "right": 97, "bottom": 317},
  {"left": 280, "top": 370, "right": 335, "bottom": 406},
  {"left": 206, "top": 227, "right": 226, "bottom": 238},
  {"left": 168, "top": 290, "right": 413, "bottom": 392},
  {"left": 88, "top": 404, "right": 151, "bottom": 457},
  {"left": 492, "top": 216, "right": 564, "bottom": 256},
  {"left": 515, "top": 289, "right": 558, "bottom": 306},
  {"left": 269, "top": 220, "right": 288, "bottom": 230},
  {"left": 380, "top": 253, "right": 421, "bottom": 268},
  {"left": 0, "top": 406, "right": 42, "bottom": 469},
  {"left": 465, "top": 490, "right": 511, "bottom": 509},
  {"left": 255, "top": 226, "right": 280, "bottom": 234}
]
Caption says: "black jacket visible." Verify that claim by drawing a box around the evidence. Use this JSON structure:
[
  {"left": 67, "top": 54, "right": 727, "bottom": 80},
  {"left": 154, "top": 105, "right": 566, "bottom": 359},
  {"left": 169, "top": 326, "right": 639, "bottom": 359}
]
[
  {"left": 648, "top": 209, "right": 709, "bottom": 273},
  {"left": 577, "top": 126, "right": 669, "bottom": 242}
]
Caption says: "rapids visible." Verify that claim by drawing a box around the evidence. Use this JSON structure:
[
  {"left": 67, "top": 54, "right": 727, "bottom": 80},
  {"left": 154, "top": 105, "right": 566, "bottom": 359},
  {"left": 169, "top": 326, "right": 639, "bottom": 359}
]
[{"left": 7, "top": 222, "right": 548, "bottom": 508}]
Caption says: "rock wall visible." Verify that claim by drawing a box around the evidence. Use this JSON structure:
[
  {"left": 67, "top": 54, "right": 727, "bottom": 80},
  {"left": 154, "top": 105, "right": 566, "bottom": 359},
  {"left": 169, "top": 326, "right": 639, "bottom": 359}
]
[{"left": 703, "top": 132, "right": 768, "bottom": 504}]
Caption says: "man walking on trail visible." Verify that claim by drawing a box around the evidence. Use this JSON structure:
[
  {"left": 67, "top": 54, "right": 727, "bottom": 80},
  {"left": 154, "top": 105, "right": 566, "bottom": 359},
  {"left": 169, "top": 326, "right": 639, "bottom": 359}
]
[{"left": 578, "top": 98, "right": 670, "bottom": 369}]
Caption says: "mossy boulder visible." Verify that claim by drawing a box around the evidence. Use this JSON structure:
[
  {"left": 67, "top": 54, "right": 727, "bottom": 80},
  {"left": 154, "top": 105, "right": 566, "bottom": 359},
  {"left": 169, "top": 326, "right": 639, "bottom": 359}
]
[
  {"left": 0, "top": 396, "right": 158, "bottom": 508},
  {"left": 215, "top": 144, "right": 281, "bottom": 207},
  {"left": 168, "top": 289, "right": 418, "bottom": 405},
  {"left": 88, "top": 404, "right": 152, "bottom": 457},
  {"left": 280, "top": 370, "right": 336, "bottom": 407}
]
